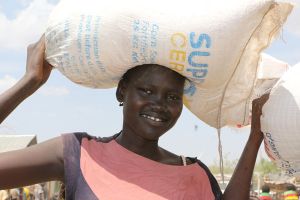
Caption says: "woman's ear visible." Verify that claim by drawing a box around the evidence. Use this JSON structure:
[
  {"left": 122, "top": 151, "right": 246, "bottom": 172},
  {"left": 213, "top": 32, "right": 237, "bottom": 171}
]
[{"left": 116, "top": 79, "right": 126, "bottom": 103}]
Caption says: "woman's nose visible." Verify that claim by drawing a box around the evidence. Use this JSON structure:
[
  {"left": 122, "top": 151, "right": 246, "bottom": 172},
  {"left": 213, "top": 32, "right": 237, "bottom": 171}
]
[{"left": 151, "top": 94, "right": 167, "bottom": 111}]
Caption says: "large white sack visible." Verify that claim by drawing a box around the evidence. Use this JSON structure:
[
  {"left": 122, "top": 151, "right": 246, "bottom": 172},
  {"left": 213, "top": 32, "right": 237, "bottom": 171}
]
[
  {"left": 252, "top": 54, "right": 290, "bottom": 99},
  {"left": 261, "top": 64, "right": 300, "bottom": 176},
  {"left": 236, "top": 53, "right": 290, "bottom": 128},
  {"left": 45, "top": 0, "right": 293, "bottom": 128}
]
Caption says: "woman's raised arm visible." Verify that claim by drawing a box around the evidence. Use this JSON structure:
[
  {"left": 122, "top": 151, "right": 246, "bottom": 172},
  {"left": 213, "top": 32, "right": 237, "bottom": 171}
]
[
  {"left": 223, "top": 94, "right": 269, "bottom": 200},
  {"left": 0, "top": 35, "right": 52, "bottom": 123},
  {"left": 0, "top": 36, "right": 64, "bottom": 189}
]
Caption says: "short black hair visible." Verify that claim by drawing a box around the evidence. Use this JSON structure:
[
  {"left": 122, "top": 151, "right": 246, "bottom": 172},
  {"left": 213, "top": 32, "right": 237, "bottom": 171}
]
[
  {"left": 261, "top": 185, "right": 270, "bottom": 193},
  {"left": 286, "top": 184, "right": 296, "bottom": 191},
  {"left": 121, "top": 64, "right": 186, "bottom": 84}
]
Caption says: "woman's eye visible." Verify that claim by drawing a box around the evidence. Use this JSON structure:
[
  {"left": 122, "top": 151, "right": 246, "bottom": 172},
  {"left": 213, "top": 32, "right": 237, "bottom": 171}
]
[
  {"left": 139, "top": 88, "right": 152, "bottom": 95},
  {"left": 167, "top": 94, "right": 180, "bottom": 101}
]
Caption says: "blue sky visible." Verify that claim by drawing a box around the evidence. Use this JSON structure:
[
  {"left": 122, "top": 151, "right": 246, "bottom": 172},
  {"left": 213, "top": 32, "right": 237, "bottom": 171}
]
[{"left": 0, "top": 0, "right": 299, "bottom": 166}]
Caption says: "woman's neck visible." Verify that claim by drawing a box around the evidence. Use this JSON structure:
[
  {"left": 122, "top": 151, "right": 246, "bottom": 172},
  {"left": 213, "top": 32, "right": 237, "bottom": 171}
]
[{"left": 115, "top": 130, "right": 161, "bottom": 160}]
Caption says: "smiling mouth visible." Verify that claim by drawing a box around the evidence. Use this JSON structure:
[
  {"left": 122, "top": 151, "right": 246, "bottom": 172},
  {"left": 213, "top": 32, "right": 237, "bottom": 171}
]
[{"left": 141, "top": 114, "right": 166, "bottom": 122}]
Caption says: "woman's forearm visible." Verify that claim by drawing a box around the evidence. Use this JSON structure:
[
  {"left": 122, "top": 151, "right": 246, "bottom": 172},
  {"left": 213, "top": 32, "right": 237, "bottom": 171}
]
[
  {"left": 0, "top": 75, "right": 40, "bottom": 123},
  {"left": 223, "top": 132, "right": 263, "bottom": 200},
  {"left": 223, "top": 93, "right": 269, "bottom": 199},
  {"left": 0, "top": 35, "right": 52, "bottom": 124}
]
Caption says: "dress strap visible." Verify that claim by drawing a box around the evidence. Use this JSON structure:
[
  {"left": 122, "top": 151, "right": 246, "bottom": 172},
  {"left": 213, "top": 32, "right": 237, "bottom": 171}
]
[{"left": 180, "top": 155, "right": 187, "bottom": 166}]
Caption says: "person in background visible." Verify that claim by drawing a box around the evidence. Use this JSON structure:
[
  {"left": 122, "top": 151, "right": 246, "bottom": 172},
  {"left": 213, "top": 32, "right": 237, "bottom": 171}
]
[
  {"left": 28, "top": 185, "right": 36, "bottom": 200},
  {"left": 0, "top": 190, "right": 9, "bottom": 200},
  {"left": 259, "top": 184, "right": 272, "bottom": 200},
  {"left": 40, "top": 183, "right": 48, "bottom": 200},
  {"left": 10, "top": 189, "right": 19, "bottom": 200},
  {"left": 284, "top": 184, "right": 299, "bottom": 200},
  {"left": 23, "top": 187, "right": 31, "bottom": 200},
  {"left": 34, "top": 184, "right": 45, "bottom": 200},
  {"left": 18, "top": 188, "right": 27, "bottom": 200}
]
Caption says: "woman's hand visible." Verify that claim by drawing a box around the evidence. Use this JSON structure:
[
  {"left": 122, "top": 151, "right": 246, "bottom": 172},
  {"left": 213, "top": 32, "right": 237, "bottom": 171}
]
[
  {"left": 0, "top": 35, "right": 53, "bottom": 123},
  {"left": 25, "top": 35, "right": 53, "bottom": 88},
  {"left": 250, "top": 93, "right": 270, "bottom": 141}
]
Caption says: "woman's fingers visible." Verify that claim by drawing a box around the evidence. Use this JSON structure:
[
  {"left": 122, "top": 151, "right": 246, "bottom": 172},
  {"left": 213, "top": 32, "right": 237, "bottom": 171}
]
[
  {"left": 250, "top": 93, "right": 270, "bottom": 134},
  {"left": 252, "top": 93, "right": 270, "bottom": 116},
  {"left": 25, "top": 35, "right": 52, "bottom": 86}
]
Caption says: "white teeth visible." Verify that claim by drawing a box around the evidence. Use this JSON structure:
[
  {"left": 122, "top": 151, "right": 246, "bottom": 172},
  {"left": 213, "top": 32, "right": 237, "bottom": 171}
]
[{"left": 142, "top": 114, "right": 163, "bottom": 122}]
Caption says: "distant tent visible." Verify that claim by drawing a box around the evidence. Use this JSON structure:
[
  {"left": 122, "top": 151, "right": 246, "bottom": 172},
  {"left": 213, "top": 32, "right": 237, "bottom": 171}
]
[{"left": 0, "top": 135, "right": 37, "bottom": 153}]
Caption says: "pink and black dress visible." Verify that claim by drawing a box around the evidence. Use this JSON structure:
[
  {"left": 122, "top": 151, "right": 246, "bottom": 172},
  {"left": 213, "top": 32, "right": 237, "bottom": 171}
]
[{"left": 62, "top": 132, "right": 222, "bottom": 199}]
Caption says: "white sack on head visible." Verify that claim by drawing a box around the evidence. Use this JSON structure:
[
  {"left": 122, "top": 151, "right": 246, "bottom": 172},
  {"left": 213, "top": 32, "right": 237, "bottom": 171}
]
[
  {"left": 261, "top": 63, "right": 300, "bottom": 176},
  {"left": 45, "top": 0, "right": 293, "bottom": 128}
]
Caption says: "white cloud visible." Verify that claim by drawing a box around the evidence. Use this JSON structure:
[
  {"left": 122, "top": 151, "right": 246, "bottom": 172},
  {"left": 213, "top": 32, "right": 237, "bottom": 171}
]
[
  {"left": 19, "top": 0, "right": 33, "bottom": 7},
  {"left": 38, "top": 86, "right": 70, "bottom": 96},
  {"left": 0, "top": 75, "right": 18, "bottom": 93},
  {"left": 0, "top": 61, "right": 23, "bottom": 74},
  {"left": 0, "top": 0, "right": 55, "bottom": 50},
  {"left": 281, "top": 0, "right": 300, "bottom": 36},
  {"left": 0, "top": 123, "right": 17, "bottom": 134},
  {"left": 0, "top": 74, "right": 70, "bottom": 96}
]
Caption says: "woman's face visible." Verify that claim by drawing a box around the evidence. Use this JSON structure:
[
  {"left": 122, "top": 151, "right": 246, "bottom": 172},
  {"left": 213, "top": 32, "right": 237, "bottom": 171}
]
[{"left": 120, "top": 65, "right": 185, "bottom": 141}]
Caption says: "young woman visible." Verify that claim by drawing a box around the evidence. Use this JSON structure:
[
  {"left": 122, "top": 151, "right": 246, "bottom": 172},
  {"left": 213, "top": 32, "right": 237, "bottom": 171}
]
[{"left": 0, "top": 36, "right": 269, "bottom": 200}]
